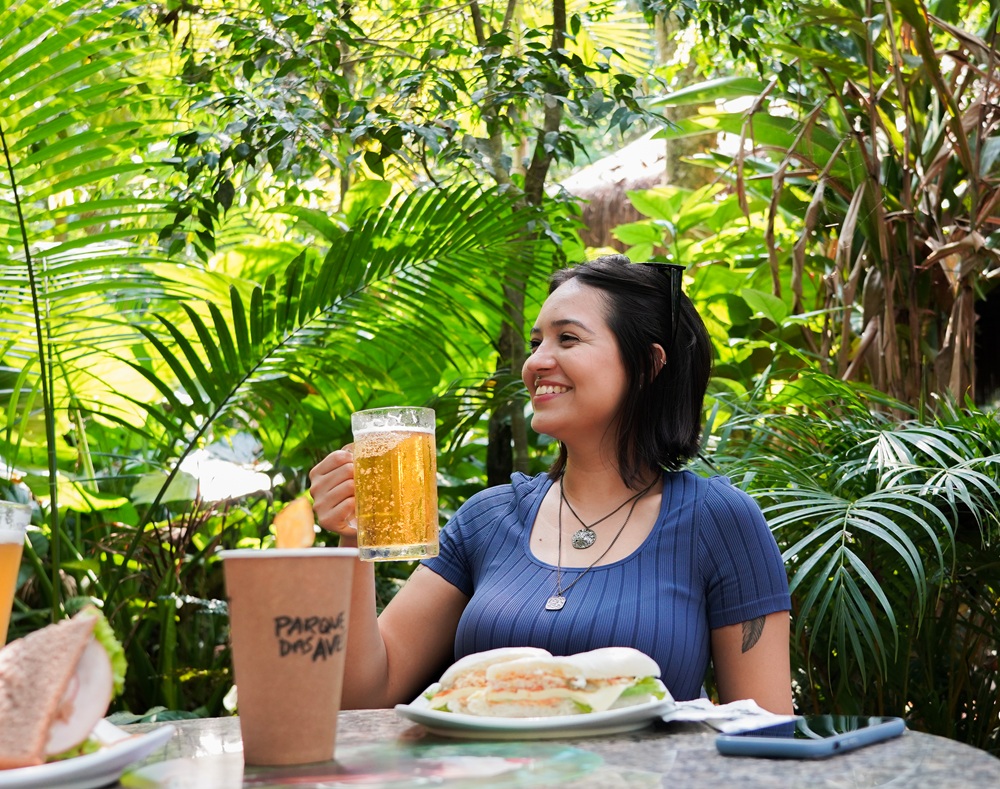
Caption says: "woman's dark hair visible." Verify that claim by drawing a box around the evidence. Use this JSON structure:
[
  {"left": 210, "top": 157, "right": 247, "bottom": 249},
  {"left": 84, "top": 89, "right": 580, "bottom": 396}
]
[{"left": 545, "top": 254, "right": 712, "bottom": 487}]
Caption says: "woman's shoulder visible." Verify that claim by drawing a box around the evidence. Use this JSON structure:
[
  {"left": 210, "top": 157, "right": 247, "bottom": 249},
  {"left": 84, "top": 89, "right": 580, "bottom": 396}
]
[
  {"left": 666, "top": 469, "right": 765, "bottom": 522},
  {"left": 453, "top": 471, "right": 551, "bottom": 521},
  {"left": 664, "top": 468, "right": 739, "bottom": 495},
  {"left": 461, "top": 471, "right": 548, "bottom": 502},
  {"left": 667, "top": 468, "right": 755, "bottom": 497}
]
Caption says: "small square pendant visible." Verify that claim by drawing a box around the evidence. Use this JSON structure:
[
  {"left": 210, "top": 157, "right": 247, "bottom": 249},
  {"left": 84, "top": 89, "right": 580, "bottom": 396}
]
[{"left": 545, "top": 595, "right": 566, "bottom": 611}]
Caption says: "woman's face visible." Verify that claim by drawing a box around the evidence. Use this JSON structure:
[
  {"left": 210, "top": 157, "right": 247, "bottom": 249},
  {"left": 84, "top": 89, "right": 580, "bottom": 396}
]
[{"left": 521, "top": 279, "right": 628, "bottom": 446}]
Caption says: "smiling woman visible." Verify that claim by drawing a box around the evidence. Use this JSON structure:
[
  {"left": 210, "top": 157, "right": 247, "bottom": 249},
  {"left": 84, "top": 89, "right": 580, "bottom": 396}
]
[
  {"left": 523, "top": 279, "right": 630, "bottom": 451},
  {"left": 309, "top": 254, "right": 793, "bottom": 715}
]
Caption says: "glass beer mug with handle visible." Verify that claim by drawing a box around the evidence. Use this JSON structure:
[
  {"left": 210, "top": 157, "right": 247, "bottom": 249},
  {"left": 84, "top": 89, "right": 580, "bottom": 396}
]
[
  {"left": 350, "top": 407, "right": 439, "bottom": 561},
  {"left": 0, "top": 501, "right": 31, "bottom": 642}
]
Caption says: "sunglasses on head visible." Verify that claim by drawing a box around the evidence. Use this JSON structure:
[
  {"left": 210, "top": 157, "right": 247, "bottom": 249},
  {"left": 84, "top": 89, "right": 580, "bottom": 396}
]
[{"left": 638, "top": 262, "right": 685, "bottom": 348}]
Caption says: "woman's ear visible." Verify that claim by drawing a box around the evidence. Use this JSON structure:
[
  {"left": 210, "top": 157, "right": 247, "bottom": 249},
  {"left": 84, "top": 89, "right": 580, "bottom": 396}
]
[{"left": 651, "top": 343, "right": 667, "bottom": 378}]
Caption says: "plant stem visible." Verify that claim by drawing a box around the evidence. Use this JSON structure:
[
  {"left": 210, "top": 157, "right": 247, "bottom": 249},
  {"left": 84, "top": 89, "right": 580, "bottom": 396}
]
[{"left": 0, "top": 120, "right": 62, "bottom": 622}]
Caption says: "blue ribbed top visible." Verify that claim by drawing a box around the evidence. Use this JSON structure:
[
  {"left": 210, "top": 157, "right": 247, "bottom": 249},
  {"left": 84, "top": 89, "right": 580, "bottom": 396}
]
[{"left": 422, "top": 470, "right": 790, "bottom": 701}]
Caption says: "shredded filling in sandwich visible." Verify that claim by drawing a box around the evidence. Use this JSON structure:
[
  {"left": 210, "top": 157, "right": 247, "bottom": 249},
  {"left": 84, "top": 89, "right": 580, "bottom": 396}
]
[{"left": 425, "top": 646, "right": 552, "bottom": 714}]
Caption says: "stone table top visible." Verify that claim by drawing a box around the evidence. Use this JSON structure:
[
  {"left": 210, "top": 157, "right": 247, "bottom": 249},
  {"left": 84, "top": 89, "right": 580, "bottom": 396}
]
[{"left": 120, "top": 708, "right": 1000, "bottom": 788}]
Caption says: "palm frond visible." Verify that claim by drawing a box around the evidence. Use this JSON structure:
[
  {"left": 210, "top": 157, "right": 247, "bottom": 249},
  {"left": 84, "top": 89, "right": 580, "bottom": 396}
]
[
  {"left": 1, "top": 0, "right": 180, "bottom": 461},
  {"left": 102, "top": 183, "right": 548, "bottom": 596},
  {"left": 712, "top": 375, "right": 998, "bottom": 693}
]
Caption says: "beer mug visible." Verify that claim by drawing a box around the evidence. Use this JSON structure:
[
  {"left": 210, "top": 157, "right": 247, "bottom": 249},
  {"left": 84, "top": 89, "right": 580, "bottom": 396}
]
[
  {"left": 350, "top": 407, "right": 439, "bottom": 562},
  {"left": 0, "top": 501, "right": 30, "bottom": 641}
]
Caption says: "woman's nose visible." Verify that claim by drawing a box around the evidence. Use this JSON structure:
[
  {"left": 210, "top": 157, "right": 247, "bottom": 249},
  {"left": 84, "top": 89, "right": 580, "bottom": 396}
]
[{"left": 522, "top": 347, "right": 551, "bottom": 381}]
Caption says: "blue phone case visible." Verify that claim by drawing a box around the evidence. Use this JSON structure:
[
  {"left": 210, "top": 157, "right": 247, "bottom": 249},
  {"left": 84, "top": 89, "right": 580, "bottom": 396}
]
[{"left": 716, "top": 715, "right": 905, "bottom": 759}]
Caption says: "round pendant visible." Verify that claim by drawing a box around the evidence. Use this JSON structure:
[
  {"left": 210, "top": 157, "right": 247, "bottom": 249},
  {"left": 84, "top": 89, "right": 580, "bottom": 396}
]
[
  {"left": 545, "top": 595, "right": 566, "bottom": 611},
  {"left": 571, "top": 528, "right": 597, "bottom": 550}
]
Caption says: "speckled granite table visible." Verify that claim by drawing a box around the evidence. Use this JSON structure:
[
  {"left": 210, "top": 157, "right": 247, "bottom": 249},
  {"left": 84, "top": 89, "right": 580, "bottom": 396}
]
[{"left": 121, "top": 709, "right": 999, "bottom": 788}]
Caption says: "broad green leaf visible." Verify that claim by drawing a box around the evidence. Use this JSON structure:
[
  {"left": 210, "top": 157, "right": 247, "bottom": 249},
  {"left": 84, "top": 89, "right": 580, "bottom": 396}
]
[
  {"left": 651, "top": 76, "right": 772, "bottom": 107},
  {"left": 741, "top": 288, "right": 788, "bottom": 325},
  {"left": 130, "top": 471, "right": 199, "bottom": 505}
]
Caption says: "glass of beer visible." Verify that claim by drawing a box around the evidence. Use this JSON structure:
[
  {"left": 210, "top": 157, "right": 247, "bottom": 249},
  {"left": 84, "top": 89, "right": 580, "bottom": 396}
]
[
  {"left": 351, "top": 406, "right": 439, "bottom": 562},
  {"left": 0, "top": 501, "right": 30, "bottom": 642}
]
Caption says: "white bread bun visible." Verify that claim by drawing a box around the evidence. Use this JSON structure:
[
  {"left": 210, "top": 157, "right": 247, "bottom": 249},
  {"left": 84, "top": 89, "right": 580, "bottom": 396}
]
[
  {"left": 560, "top": 647, "right": 661, "bottom": 680},
  {"left": 438, "top": 647, "right": 552, "bottom": 687},
  {"left": 485, "top": 655, "right": 583, "bottom": 682},
  {"left": 45, "top": 638, "right": 114, "bottom": 754},
  {"left": 424, "top": 646, "right": 667, "bottom": 718},
  {"left": 482, "top": 648, "right": 659, "bottom": 686}
]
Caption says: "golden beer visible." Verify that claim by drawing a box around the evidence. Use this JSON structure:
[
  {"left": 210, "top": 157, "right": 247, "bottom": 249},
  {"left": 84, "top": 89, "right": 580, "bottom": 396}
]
[
  {"left": 0, "top": 502, "right": 30, "bottom": 642},
  {"left": 351, "top": 408, "right": 438, "bottom": 561}
]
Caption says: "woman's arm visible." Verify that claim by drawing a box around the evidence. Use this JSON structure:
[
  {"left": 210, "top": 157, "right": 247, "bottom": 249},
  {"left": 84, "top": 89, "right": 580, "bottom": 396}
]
[
  {"left": 310, "top": 448, "right": 468, "bottom": 708},
  {"left": 369, "top": 565, "right": 468, "bottom": 706},
  {"left": 710, "top": 610, "right": 793, "bottom": 714},
  {"left": 337, "top": 561, "right": 467, "bottom": 708}
]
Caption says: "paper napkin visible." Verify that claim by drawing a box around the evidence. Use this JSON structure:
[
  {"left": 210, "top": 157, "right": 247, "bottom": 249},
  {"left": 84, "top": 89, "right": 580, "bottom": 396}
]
[{"left": 661, "top": 698, "right": 798, "bottom": 733}]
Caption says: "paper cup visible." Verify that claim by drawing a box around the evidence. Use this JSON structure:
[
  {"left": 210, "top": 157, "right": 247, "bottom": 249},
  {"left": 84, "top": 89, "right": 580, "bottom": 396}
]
[{"left": 221, "top": 548, "right": 357, "bottom": 765}]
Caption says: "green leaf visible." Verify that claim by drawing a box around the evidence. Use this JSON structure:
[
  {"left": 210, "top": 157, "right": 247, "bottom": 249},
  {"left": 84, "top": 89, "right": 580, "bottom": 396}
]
[
  {"left": 651, "top": 76, "right": 771, "bottom": 107},
  {"left": 741, "top": 288, "right": 788, "bottom": 325},
  {"left": 130, "top": 471, "right": 199, "bottom": 504},
  {"left": 269, "top": 205, "right": 344, "bottom": 243}
]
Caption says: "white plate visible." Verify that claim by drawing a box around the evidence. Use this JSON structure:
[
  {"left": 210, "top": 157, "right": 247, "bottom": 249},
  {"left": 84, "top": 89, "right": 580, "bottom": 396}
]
[
  {"left": 0, "top": 722, "right": 175, "bottom": 789},
  {"left": 395, "top": 689, "right": 674, "bottom": 740}
]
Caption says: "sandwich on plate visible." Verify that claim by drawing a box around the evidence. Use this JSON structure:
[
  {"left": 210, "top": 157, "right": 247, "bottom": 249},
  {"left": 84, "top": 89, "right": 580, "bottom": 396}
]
[
  {"left": 425, "top": 646, "right": 553, "bottom": 714},
  {"left": 426, "top": 646, "right": 670, "bottom": 718},
  {"left": 0, "top": 608, "right": 127, "bottom": 769}
]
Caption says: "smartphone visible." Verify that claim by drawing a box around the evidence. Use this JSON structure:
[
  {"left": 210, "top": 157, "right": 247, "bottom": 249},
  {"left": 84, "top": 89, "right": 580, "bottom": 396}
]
[{"left": 716, "top": 715, "right": 905, "bottom": 759}]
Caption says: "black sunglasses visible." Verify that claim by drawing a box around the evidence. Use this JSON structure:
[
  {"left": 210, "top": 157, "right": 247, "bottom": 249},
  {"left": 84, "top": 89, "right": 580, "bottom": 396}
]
[{"left": 638, "top": 262, "right": 685, "bottom": 348}]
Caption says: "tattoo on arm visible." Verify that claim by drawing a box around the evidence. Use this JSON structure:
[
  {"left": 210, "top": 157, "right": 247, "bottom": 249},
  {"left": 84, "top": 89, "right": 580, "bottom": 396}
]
[{"left": 742, "top": 616, "right": 765, "bottom": 653}]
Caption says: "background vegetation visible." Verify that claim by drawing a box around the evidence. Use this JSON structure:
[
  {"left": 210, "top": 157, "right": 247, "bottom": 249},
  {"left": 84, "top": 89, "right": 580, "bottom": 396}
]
[{"left": 1, "top": 0, "right": 997, "bottom": 754}]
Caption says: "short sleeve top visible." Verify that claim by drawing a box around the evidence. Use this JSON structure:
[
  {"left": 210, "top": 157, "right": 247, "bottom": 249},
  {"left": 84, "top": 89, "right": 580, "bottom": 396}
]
[{"left": 421, "top": 470, "right": 790, "bottom": 701}]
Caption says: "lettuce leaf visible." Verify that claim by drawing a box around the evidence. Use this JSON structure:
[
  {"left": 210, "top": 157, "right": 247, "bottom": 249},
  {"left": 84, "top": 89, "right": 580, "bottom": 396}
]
[
  {"left": 619, "top": 676, "right": 666, "bottom": 700},
  {"left": 46, "top": 737, "right": 102, "bottom": 762},
  {"left": 79, "top": 608, "right": 127, "bottom": 697}
]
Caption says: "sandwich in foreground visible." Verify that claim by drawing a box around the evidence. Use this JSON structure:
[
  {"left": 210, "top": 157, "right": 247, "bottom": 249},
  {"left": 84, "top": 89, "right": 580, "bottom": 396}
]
[
  {"left": 425, "top": 646, "right": 669, "bottom": 718},
  {"left": 426, "top": 646, "right": 553, "bottom": 714},
  {"left": 0, "top": 608, "right": 126, "bottom": 769}
]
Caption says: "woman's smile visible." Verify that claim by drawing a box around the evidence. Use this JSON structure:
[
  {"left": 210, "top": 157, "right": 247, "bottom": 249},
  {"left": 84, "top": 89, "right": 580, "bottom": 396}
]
[{"left": 533, "top": 382, "right": 570, "bottom": 398}]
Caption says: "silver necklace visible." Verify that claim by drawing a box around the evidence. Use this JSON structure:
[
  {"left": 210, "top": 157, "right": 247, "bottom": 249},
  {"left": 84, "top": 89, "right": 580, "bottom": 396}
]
[
  {"left": 545, "top": 481, "right": 650, "bottom": 611},
  {"left": 561, "top": 476, "right": 656, "bottom": 549}
]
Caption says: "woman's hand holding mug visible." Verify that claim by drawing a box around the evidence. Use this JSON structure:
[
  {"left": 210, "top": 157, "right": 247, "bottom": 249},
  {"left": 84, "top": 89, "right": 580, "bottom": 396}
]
[{"left": 308, "top": 446, "right": 358, "bottom": 545}]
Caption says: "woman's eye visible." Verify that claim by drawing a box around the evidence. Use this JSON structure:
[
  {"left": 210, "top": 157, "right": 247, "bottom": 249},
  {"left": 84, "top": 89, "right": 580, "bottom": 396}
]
[{"left": 527, "top": 334, "right": 578, "bottom": 352}]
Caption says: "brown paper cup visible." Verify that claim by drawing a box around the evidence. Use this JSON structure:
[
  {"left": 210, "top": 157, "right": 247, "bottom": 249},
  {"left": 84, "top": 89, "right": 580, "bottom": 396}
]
[{"left": 221, "top": 548, "right": 357, "bottom": 766}]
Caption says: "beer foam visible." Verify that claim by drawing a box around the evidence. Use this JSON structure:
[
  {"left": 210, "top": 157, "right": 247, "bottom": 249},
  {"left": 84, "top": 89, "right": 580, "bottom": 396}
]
[
  {"left": 353, "top": 426, "right": 433, "bottom": 436},
  {"left": 0, "top": 503, "right": 30, "bottom": 534},
  {"left": 0, "top": 528, "right": 25, "bottom": 544},
  {"left": 353, "top": 427, "right": 433, "bottom": 457}
]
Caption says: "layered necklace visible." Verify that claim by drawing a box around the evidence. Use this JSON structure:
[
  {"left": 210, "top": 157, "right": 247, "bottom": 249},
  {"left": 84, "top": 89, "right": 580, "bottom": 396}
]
[
  {"left": 561, "top": 476, "right": 656, "bottom": 549},
  {"left": 545, "top": 477, "right": 655, "bottom": 611}
]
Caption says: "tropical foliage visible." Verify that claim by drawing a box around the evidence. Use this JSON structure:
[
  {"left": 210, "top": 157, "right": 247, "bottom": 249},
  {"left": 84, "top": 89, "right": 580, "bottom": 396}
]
[
  {"left": 647, "top": 0, "right": 1000, "bottom": 406},
  {"left": 701, "top": 376, "right": 1000, "bottom": 752},
  {"left": 1, "top": 0, "right": 557, "bottom": 715},
  {"left": 1, "top": 0, "right": 998, "bottom": 756}
]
